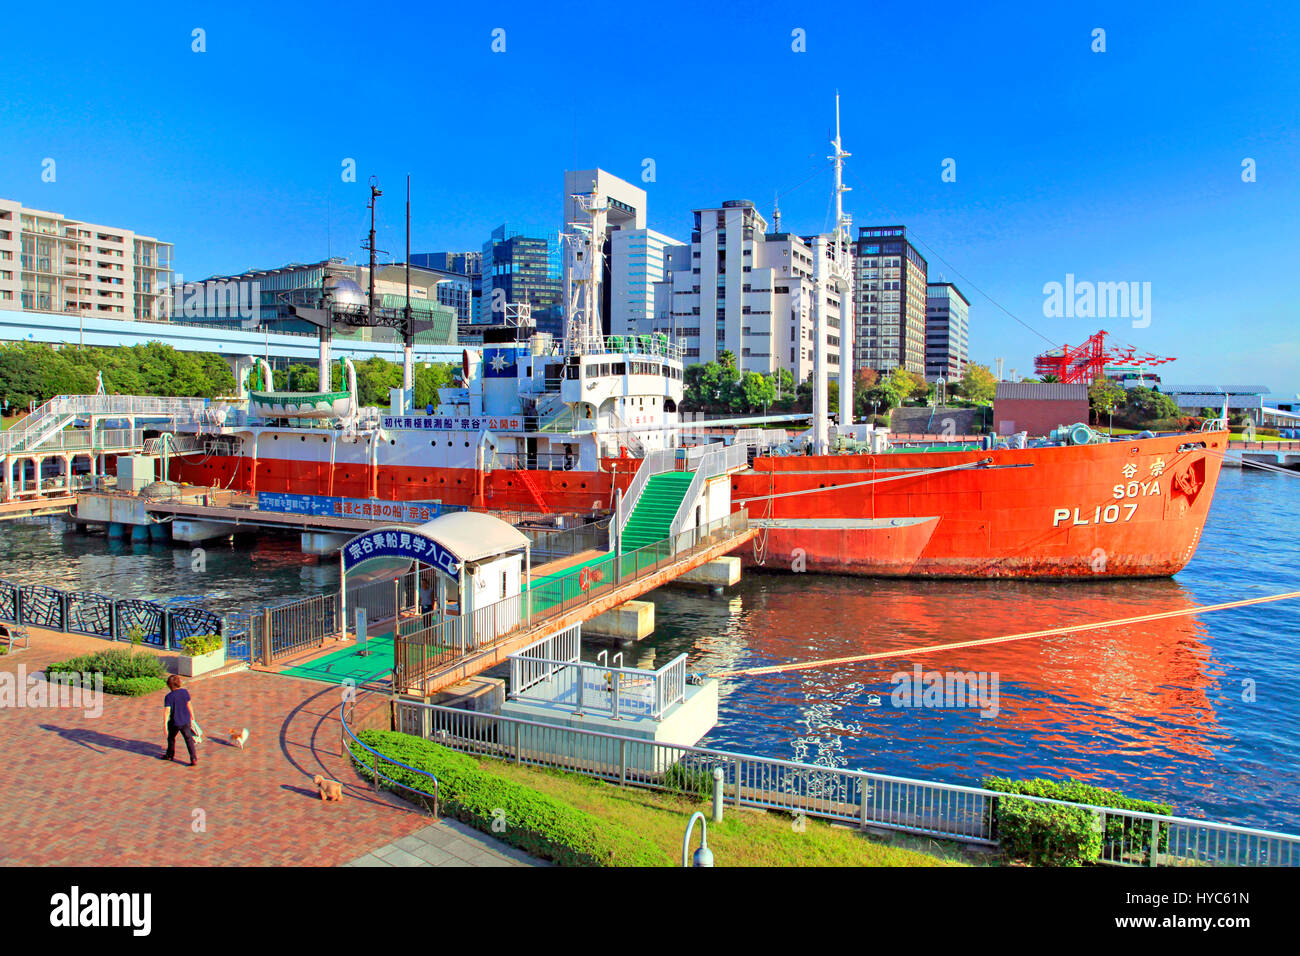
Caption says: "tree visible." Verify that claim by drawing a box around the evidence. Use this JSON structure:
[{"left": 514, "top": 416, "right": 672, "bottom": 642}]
[
  {"left": 1040, "top": 374, "right": 1062, "bottom": 383},
  {"left": 1088, "top": 376, "right": 1127, "bottom": 425},
  {"left": 1122, "top": 385, "right": 1178, "bottom": 424},
  {"left": 412, "top": 363, "right": 456, "bottom": 410},
  {"left": 731, "top": 371, "right": 776, "bottom": 413},
  {"left": 958, "top": 363, "right": 996, "bottom": 405}
]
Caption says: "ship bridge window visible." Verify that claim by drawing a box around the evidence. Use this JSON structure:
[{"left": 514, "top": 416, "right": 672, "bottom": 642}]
[
  {"left": 600, "top": 363, "right": 610, "bottom": 376},
  {"left": 613, "top": 362, "right": 626, "bottom": 375}
]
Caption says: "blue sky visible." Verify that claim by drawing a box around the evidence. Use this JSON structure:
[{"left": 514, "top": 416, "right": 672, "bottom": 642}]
[{"left": 2, "top": 1, "right": 1297, "bottom": 394}]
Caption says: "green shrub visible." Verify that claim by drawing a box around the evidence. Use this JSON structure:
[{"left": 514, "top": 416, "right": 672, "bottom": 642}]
[
  {"left": 45, "top": 648, "right": 168, "bottom": 695},
  {"left": 181, "top": 634, "right": 223, "bottom": 657},
  {"left": 48, "top": 648, "right": 166, "bottom": 681},
  {"left": 985, "top": 777, "right": 1172, "bottom": 865},
  {"left": 351, "top": 730, "right": 669, "bottom": 867},
  {"left": 993, "top": 798, "right": 1102, "bottom": 866},
  {"left": 662, "top": 761, "right": 713, "bottom": 798},
  {"left": 103, "top": 675, "right": 168, "bottom": 696},
  {"left": 44, "top": 668, "right": 167, "bottom": 697}
]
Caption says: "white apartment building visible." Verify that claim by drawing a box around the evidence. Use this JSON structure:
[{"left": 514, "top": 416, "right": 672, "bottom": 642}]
[
  {"left": 0, "top": 198, "right": 173, "bottom": 320},
  {"left": 655, "top": 200, "right": 841, "bottom": 381},
  {"left": 610, "top": 228, "right": 688, "bottom": 338}
]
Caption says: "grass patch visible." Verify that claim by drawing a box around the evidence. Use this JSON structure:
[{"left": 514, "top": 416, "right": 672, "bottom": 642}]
[
  {"left": 484, "top": 761, "right": 973, "bottom": 867},
  {"left": 350, "top": 730, "right": 669, "bottom": 867},
  {"left": 45, "top": 648, "right": 169, "bottom": 696},
  {"left": 353, "top": 730, "right": 972, "bottom": 867}
]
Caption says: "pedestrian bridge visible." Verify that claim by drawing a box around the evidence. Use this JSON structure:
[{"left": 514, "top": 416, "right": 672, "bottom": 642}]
[{"left": 0, "top": 307, "right": 460, "bottom": 366}]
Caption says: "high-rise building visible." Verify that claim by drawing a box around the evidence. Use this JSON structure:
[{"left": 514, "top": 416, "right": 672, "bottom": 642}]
[
  {"left": 925, "top": 282, "right": 970, "bottom": 382},
  {"left": 656, "top": 200, "right": 841, "bottom": 380},
  {"left": 853, "top": 225, "right": 927, "bottom": 374},
  {"left": 480, "top": 224, "right": 563, "bottom": 339},
  {"left": 0, "top": 197, "right": 172, "bottom": 320}
]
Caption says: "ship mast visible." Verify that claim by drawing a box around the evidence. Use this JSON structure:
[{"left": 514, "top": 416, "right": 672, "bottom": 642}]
[
  {"left": 812, "top": 95, "right": 854, "bottom": 453},
  {"left": 562, "top": 187, "right": 608, "bottom": 355},
  {"left": 829, "top": 93, "right": 854, "bottom": 430}
]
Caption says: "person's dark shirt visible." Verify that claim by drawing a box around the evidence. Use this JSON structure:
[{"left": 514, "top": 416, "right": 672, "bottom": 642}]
[{"left": 164, "top": 688, "right": 192, "bottom": 726}]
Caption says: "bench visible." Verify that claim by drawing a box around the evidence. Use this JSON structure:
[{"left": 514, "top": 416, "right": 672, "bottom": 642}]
[{"left": 0, "top": 625, "right": 30, "bottom": 651}]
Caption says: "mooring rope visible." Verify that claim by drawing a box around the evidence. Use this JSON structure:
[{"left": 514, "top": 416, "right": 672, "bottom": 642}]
[
  {"left": 735, "top": 457, "right": 993, "bottom": 505},
  {"left": 706, "top": 589, "right": 1300, "bottom": 679}
]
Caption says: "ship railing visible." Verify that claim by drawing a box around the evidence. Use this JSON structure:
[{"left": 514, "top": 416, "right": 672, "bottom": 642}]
[
  {"left": 490, "top": 451, "right": 575, "bottom": 472},
  {"left": 391, "top": 699, "right": 1300, "bottom": 865}
]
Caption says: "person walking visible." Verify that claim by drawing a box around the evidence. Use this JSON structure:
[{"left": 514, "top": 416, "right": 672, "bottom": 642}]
[{"left": 159, "top": 674, "right": 199, "bottom": 766}]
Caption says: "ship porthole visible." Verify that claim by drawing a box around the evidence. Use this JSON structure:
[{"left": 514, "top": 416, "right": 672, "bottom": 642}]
[{"left": 562, "top": 482, "right": 568, "bottom": 488}]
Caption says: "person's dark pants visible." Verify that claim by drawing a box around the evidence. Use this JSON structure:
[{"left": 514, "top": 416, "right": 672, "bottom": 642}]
[{"left": 165, "top": 721, "right": 197, "bottom": 763}]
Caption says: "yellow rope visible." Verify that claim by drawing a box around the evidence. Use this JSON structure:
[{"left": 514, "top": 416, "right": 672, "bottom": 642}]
[{"left": 709, "top": 589, "right": 1300, "bottom": 678}]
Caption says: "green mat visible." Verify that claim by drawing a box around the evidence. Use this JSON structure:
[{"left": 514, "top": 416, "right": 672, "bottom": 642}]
[{"left": 280, "top": 630, "right": 396, "bottom": 686}]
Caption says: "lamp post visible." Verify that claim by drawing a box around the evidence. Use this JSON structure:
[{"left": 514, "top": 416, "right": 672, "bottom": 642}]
[{"left": 682, "top": 811, "right": 714, "bottom": 867}]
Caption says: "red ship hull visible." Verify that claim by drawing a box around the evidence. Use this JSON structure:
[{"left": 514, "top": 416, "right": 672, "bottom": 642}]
[{"left": 169, "top": 430, "right": 1225, "bottom": 579}]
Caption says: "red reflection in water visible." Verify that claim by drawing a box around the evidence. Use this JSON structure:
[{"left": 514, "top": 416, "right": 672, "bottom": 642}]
[{"left": 699, "top": 575, "right": 1224, "bottom": 761}]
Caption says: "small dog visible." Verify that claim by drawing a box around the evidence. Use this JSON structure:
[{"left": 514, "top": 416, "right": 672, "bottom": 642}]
[
  {"left": 313, "top": 774, "right": 343, "bottom": 802},
  {"left": 229, "top": 728, "right": 249, "bottom": 749}
]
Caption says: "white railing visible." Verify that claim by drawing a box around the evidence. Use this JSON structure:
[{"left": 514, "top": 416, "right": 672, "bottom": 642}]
[
  {"left": 1, "top": 394, "right": 217, "bottom": 456},
  {"left": 508, "top": 625, "right": 581, "bottom": 696},
  {"left": 667, "top": 442, "right": 749, "bottom": 539},
  {"left": 396, "top": 701, "right": 1300, "bottom": 864},
  {"left": 615, "top": 447, "right": 677, "bottom": 537},
  {"left": 508, "top": 651, "right": 689, "bottom": 719}
]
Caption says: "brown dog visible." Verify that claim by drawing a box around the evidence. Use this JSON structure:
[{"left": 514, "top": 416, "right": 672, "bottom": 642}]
[
  {"left": 313, "top": 774, "right": 343, "bottom": 802},
  {"left": 229, "top": 728, "right": 249, "bottom": 749}
]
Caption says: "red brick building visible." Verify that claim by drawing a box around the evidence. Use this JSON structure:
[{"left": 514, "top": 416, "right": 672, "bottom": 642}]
[{"left": 994, "top": 382, "right": 1089, "bottom": 436}]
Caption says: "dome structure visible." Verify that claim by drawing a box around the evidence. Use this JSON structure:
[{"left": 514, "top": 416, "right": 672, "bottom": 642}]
[{"left": 322, "top": 275, "right": 367, "bottom": 309}]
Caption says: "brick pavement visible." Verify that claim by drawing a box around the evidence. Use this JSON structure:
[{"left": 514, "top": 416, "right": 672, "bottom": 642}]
[{"left": 0, "top": 634, "right": 538, "bottom": 867}]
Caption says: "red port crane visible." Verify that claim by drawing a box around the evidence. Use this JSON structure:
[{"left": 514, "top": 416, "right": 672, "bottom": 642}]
[{"left": 1033, "top": 330, "right": 1175, "bottom": 384}]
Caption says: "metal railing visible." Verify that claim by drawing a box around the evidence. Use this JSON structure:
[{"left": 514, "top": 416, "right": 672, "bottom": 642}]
[
  {"left": 668, "top": 442, "right": 748, "bottom": 538},
  {"left": 392, "top": 510, "right": 749, "bottom": 694},
  {"left": 508, "top": 625, "right": 581, "bottom": 696},
  {"left": 340, "top": 700, "right": 439, "bottom": 815},
  {"left": 524, "top": 519, "right": 608, "bottom": 560},
  {"left": 615, "top": 447, "right": 678, "bottom": 536},
  {"left": 393, "top": 700, "right": 1300, "bottom": 866},
  {"left": 508, "top": 653, "right": 688, "bottom": 720}
]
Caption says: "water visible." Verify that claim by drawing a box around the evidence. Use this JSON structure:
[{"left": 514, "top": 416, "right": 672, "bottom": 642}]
[{"left": 2, "top": 467, "right": 1298, "bottom": 830}]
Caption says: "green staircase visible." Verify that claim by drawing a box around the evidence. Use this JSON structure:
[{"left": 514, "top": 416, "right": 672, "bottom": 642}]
[{"left": 621, "top": 471, "right": 696, "bottom": 551}]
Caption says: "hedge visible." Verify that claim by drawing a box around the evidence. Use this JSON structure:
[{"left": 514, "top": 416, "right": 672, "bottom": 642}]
[
  {"left": 985, "top": 777, "right": 1172, "bottom": 866},
  {"left": 44, "top": 649, "right": 169, "bottom": 696},
  {"left": 351, "top": 730, "right": 670, "bottom": 867}
]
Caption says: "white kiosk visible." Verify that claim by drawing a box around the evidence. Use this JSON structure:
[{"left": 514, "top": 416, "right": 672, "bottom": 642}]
[{"left": 339, "top": 511, "right": 531, "bottom": 646}]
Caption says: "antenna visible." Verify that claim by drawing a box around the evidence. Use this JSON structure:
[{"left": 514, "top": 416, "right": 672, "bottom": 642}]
[{"left": 828, "top": 93, "right": 854, "bottom": 430}]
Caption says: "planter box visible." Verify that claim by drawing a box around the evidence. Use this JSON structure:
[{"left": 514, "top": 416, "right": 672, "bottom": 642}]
[{"left": 178, "top": 647, "right": 226, "bottom": 678}]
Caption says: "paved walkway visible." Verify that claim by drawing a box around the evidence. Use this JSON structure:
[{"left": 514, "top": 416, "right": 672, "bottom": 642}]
[
  {"left": 0, "top": 636, "right": 538, "bottom": 867},
  {"left": 346, "top": 819, "right": 540, "bottom": 867}
]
